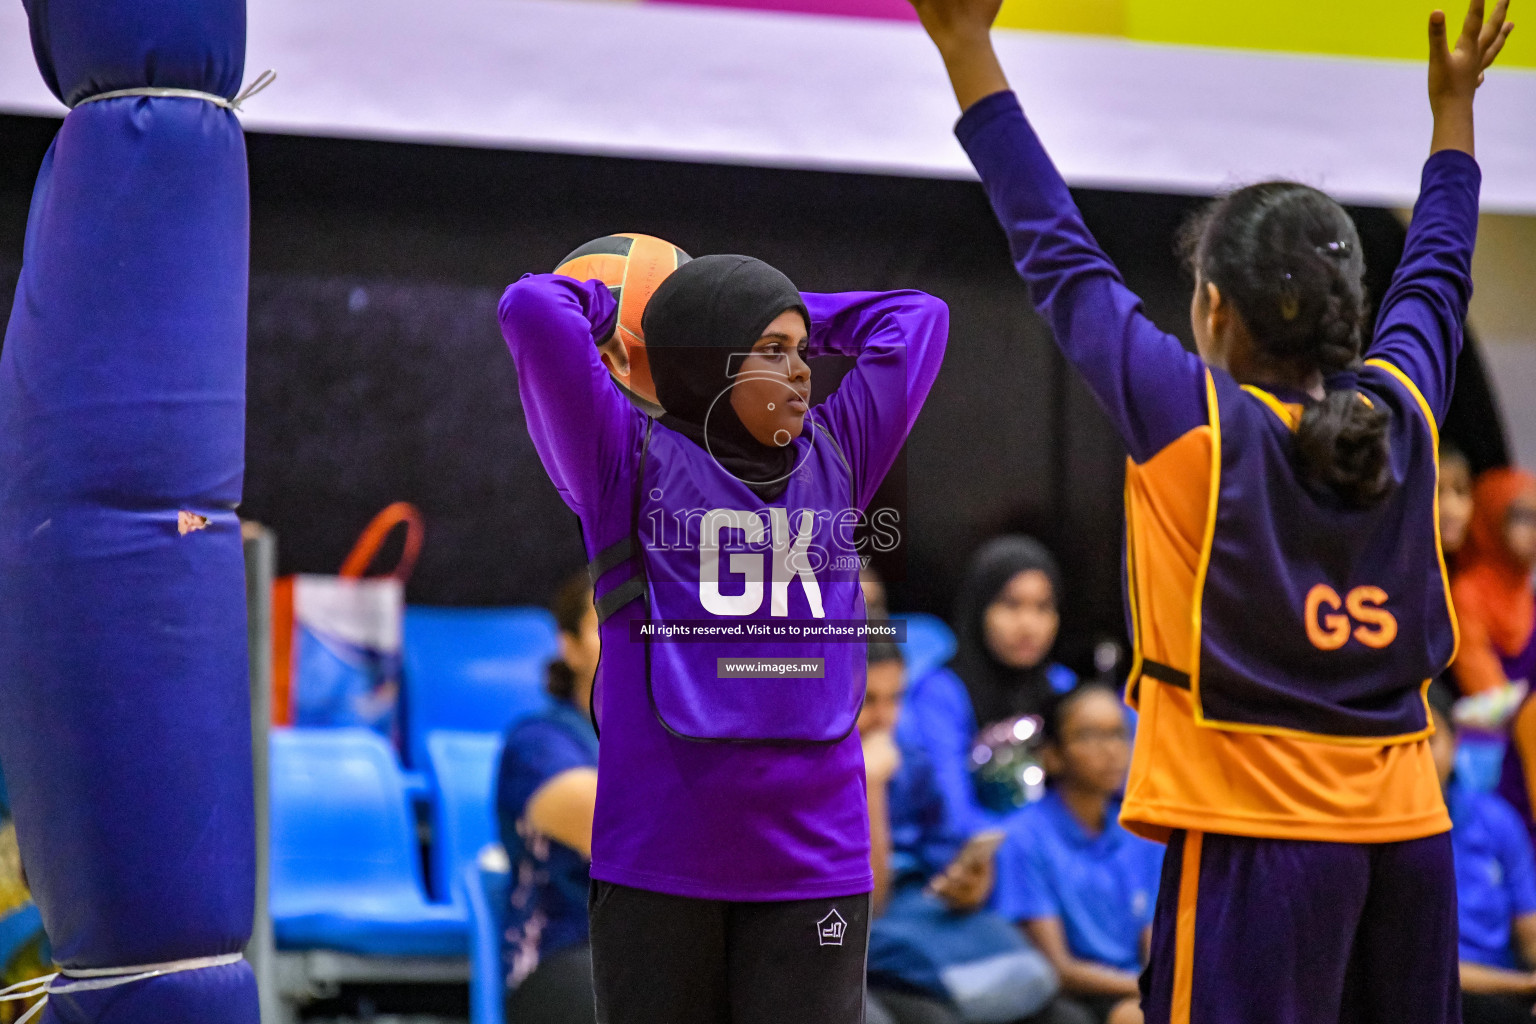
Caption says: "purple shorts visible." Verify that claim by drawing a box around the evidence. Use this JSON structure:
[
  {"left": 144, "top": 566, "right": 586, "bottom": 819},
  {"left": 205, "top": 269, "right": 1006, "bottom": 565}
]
[{"left": 1141, "top": 830, "right": 1458, "bottom": 1024}]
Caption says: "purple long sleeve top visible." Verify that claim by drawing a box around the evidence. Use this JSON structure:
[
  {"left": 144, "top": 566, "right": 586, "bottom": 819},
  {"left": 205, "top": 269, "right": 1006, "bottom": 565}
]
[
  {"left": 498, "top": 274, "right": 947, "bottom": 900},
  {"left": 955, "top": 89, "right": 1479, "bottom": 456}
]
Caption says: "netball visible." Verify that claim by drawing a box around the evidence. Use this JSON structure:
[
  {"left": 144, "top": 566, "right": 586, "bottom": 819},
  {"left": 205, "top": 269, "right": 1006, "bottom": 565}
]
[{"left": 555, "top": 233, "right": 691, "bottom": 406}]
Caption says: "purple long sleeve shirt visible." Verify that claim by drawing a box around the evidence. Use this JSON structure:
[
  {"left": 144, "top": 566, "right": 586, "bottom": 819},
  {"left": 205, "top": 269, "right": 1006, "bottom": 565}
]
[
  {"left": 955, "top": 90, "right": 1479, "bottom": 455},
  {"left": 498, "top": 274, "right": 947, "bottom": 900}
]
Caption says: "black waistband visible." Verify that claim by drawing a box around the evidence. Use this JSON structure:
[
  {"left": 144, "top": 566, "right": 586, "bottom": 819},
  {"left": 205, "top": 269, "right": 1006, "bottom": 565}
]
[{"left": 1140, "top": 658, "right": 1190, "bottom": 690}]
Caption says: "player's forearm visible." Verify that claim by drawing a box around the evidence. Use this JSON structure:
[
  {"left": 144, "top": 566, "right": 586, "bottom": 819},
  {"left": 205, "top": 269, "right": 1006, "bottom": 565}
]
[
  {"left": 930, "top": 30, "right": 1010, "bottom": 113},
  {"left": 1057, "top": 959, "right": 1141, "bottom": 999},
  {"left": 1459, "top": 960, "right": 1536, "bottom": 996},
  {"left": 1431, "top": 97, "right": 1476, "bottom": 157}
]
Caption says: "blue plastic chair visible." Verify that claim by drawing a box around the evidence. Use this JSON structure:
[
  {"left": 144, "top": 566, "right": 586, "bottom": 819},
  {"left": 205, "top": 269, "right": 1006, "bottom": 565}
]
[
  {"left": 426, "top": 730, "right": 505, "bottom": 907},
  {"left": 898, "top": 612, "right": 957, "bottom": 682},
  {"left": 270, "top": 728, "right": 467, "bottom": 956},
  {"left": 466, "top": 848, "right": 511, "bottom": 1024},
  {"left": 402, "top": 607, "right": 559, "bottom": 771},
  {"left": 0, "top": 902, "right": 42, "bottom": 970}
]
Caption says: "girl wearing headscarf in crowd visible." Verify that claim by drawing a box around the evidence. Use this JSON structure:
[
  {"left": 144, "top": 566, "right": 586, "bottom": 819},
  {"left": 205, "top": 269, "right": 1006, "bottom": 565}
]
[
  {"left": 1468, "top": 470, "right": 1536, "bottom": 844},
  {"left": 498, "top": 253, "right": 946, "bottom": 1023},
  {"left": 1452, "top": 468, "right": 1536, "bottom": 697},
  {"left": 902, "top": 536, "right": 1077, "bottom": 838},
  {"left": 906, "top": 0, "right": 1504, "bottom": 1020}
]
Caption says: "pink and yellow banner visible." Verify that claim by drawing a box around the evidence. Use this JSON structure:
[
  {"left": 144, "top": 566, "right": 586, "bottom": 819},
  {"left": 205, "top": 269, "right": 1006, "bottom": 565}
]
[
  {"left": 3, "top": 0, "right": 1532, "bottom": 211},
  {"left": 652, "top": 0, "right": 1534, "bottom": 67}
]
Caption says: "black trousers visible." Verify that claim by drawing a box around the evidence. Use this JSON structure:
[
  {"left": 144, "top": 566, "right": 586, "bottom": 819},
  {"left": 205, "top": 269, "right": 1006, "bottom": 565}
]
[
  {"left": 589, "top": 879, "right": 870, "bottom": 1024},
  {"left": 1462, "top": 991, "right": 1536, "bottom": 1024},
  {"left": 505, "top": 943, "right": 597, "bottom": 1024}
]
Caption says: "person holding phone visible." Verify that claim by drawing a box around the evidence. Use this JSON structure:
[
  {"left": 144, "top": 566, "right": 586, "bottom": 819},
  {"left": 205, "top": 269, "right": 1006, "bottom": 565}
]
[{"left": 862, "top": 640, "right": 1060, "bottom": 1024}]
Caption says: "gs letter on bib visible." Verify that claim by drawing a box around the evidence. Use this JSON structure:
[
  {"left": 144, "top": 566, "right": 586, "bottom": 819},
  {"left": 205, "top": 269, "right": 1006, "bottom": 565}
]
[
  {"left": 1181, "top": 367, "right": 1455, "bottom": 743},
  {"left": 1304, "top": 585, "right": 1399, "bottom": 651}
]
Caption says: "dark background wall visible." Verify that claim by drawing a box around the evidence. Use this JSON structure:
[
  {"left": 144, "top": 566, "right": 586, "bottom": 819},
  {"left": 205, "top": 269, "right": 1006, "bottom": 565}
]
[{"left": 0, "top": 113, "right": 1509, "bottom": 676}]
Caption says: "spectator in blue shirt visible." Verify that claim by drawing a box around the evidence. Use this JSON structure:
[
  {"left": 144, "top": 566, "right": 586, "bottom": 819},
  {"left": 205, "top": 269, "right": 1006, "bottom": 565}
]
[
  {"left": 995, "top": 683, "right": 1159, "bottom": 1024},
  {"left": 863, "top": 640, "right": 1064, "bottom": 1024},
  {"left": 901, "top": 537, "right": 1077, "bottom": 838},
  {"left": 1428, "top": 683, "right": 1536, "bottom": 1024},
  {"left": 495, "top": 573, "right": 601, "bottom": 1024}
]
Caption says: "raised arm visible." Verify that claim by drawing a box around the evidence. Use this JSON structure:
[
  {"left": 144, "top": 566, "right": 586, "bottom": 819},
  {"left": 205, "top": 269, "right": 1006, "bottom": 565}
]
[
  {"left": 498, "top": 274, "right": 647, "bottom": 514},
  {"left": 1367, "top": 0, "right": 1508, "bottom": 419},
  {"left": 803, "top": 290, "right": 948, "bottom": 510},
  {"left": 907, "top": 0, "right": 1205, "bottom": 462}
]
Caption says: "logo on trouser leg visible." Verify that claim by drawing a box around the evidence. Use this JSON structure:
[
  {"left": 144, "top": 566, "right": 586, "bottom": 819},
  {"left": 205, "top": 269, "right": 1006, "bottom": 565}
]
[{"left": 817, "top": 909, "right": 847, "bottom": 947}]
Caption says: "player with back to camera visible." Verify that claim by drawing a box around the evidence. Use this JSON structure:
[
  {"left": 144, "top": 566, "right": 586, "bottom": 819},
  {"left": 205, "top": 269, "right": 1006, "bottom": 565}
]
[
  {"left": 497, "top": 249, "right": 947, "bottom": 1022},
  {"left": 905, "top": 0, "right": 1511, "bottom": 1020}
]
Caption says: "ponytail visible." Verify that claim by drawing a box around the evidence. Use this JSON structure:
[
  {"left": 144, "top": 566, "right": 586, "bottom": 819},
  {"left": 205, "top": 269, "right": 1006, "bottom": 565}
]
[
  {"left": 1295, "top": 387, "right": 1393, "bottom": 508},
  {"left": 1183, "top": 182, "right": 1395, "bottom": 509}
]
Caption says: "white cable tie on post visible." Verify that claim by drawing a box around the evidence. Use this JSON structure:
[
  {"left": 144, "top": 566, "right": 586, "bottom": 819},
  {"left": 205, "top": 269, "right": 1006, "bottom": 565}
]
[
  {"left": 0, "top": 951, "right": 245, "bottom": 1024},
  {"left": 72, "top": 69, "right": 275, "bottom": 111}
]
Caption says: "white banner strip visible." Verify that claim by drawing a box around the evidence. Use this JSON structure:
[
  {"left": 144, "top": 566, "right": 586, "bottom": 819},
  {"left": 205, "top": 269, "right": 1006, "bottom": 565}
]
[{"left": 2, "top": 0, "right": 1533, "bottom": 211}]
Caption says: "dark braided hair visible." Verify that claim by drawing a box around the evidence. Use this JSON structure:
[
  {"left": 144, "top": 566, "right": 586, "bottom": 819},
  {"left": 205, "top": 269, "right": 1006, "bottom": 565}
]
[{"left": 1180, "top": 182, "right": 1393, "bottom": 509}]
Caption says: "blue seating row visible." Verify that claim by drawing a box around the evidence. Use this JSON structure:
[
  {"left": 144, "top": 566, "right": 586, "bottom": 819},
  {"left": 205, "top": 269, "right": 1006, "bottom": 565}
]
[{"left": 270, "top": 608, "right": 958, "bottom": 971}]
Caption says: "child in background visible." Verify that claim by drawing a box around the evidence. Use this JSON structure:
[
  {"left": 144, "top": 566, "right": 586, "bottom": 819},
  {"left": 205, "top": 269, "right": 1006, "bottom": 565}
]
[
  {"left": 495, "top": 573, "right": 601, "bottom": 1024},
  {"left": 1440, "top": 444, "right": 1475, "bottom": 563},
  {"left": 1436, "top": 445, "right": 1507, "bottom": 783},
  {"left": 903, "top": 536, "right": 1077, "bottom": 838},
  {"left": 1429, "top": 684, "right": 1536, "bottom": 1024},
  {"left": 1463, "top": 471, "right": 1536, "bottom": 828},
  {"left": 862, "top": 640, "right": 975, "bottom": 1024},
  {"left": 863, "top": 640, "right": 1066, "bottom": 1024},
  {"left": 994, "top": 684, "right": 1160, "bottom": 1024}
]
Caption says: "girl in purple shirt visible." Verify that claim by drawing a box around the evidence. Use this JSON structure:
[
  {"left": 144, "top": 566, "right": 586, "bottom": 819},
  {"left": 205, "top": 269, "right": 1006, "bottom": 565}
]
[{"left": 499, "top": 254, "right": 946, "bottom": 1022}]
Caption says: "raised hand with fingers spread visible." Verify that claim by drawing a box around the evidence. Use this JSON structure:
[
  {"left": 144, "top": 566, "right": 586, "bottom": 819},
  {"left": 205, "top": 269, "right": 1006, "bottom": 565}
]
[
  {"left": 906, "top": 0, "right": 1008, "bottom": 111},
  {"left": 1430, "top": 0, "right": 1515, "bottom": 155}
]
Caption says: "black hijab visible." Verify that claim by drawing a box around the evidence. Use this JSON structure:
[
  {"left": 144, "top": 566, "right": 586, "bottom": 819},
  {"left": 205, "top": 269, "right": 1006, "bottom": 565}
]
[
  {"left": 642, "top": 254, "right": 810, "bottom": 502},
  {"left": 949, "top": 536, "right": 1065, "bottom": 728}
]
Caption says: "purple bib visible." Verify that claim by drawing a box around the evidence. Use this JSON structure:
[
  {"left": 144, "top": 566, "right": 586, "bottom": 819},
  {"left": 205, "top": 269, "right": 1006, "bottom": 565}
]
[
  {"left": 1184, "top": 364, "right": 1455, "bottom": 741},
  {"left": 590, "top": 418, "right": 866, "bottom": 744}
]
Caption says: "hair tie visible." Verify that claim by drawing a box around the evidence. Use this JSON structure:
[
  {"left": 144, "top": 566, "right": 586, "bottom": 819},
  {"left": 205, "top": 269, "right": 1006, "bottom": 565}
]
[{"left": 1315, "top": 239, "right": 1353, "bottom": 258}]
